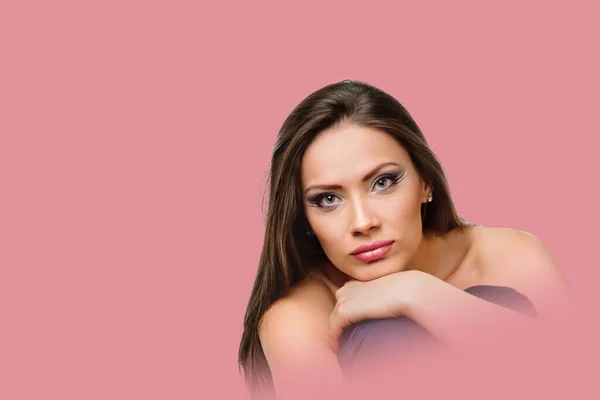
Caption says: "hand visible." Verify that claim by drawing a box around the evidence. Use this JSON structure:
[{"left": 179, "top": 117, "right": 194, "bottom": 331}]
[{"left": 328, "top": 270, "right": 423, "bottom": 352}]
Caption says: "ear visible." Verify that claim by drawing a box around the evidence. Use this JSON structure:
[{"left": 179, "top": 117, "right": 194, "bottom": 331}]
[{"left": 419, "top": 178, "right": 432, "bottom": 203}]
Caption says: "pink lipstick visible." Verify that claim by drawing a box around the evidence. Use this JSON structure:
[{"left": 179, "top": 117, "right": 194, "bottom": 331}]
[{"left": 351, "top": 240, "right": 394, "bottom": 262}]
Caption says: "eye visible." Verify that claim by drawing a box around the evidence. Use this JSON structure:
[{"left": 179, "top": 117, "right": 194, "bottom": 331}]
[
  {"left": 314, "top": 194, "right": 341, "bottom": 208},
  {"left": 308, "top": 172, "right": 405, "bottom": 209},
  {"left": 373, "top": 177, "right": 393, "bottom": 190},
  {"left": 371, "top": 173, "right": 403, "bottom": 192}
]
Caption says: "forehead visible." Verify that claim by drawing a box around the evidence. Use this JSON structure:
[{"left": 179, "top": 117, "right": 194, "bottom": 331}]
[{"left": 301, "top": 123, "right": 411, "bottom": 185}]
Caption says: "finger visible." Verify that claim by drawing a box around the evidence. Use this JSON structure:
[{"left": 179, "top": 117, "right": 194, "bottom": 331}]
[
  {"left": 328, "top": 309, "right": 348, "bottom": 353},
  {"left": 328, "top": 320, "right": 341, "bottom": 353}
]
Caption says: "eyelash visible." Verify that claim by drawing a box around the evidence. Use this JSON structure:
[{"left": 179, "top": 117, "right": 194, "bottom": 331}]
[{"left": 308, "top": 173, "right": 405, "bottom": 210}]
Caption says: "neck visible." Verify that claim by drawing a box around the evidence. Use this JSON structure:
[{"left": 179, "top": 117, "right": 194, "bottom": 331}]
[{"left": 406, "top": 228, "right": 471, "bottom": 282}]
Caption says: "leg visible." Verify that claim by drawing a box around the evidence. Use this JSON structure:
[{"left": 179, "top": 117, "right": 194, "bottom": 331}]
[{"left": 337, "top": 285, "right": 537, "bottom": 377}]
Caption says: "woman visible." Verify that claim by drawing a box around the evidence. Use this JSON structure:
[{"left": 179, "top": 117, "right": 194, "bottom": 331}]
[{"left": 238, "top": 80, "right": 569, "bottom": 399}]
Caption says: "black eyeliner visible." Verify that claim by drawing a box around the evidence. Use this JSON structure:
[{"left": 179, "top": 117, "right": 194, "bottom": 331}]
[{"left": 307, "top": 170, "right": 406, "bottom": 209}]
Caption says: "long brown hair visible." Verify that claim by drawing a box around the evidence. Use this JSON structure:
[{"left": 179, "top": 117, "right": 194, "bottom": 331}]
[{"left": 238, "top": 80, "right": 472, "bottom": 397}]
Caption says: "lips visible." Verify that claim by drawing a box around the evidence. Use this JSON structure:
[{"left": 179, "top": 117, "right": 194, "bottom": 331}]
[
  {"left": 351, "top": 240, "right": 394, "bottom": 262},
  {"left": 351, "top": 240, "right": 395, "bottom": 255}
]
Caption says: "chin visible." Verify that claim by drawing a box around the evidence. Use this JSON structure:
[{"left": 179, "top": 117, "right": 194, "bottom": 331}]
[{"left": 351, "top": 257, "right": 405, "bottom": 281}]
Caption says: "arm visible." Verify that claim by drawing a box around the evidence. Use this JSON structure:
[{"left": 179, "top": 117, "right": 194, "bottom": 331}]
[
  {"left": 329, "top": 270, "right": 533, "bottom": 352},
  {"left": 259, "top": 277, "right": 345, "bottom": 399},
  {"left": 400, "top": 270, "right": 536, "bottom": 348},
  {"left": 329, "top": 230, "right": 571, "bottom": 351},
  {"left": 409, "top": 230, "right": 573, "bottom": 344}
]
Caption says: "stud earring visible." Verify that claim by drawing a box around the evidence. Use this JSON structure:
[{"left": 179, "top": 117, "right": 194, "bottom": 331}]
[{"left": 427, "top": 195, "right": 433, "bottom": 202}]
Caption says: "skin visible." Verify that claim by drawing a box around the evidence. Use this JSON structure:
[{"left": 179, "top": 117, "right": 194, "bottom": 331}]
[
  {"left": 258, "top": 122, "right": 570, "bottom": 398},
  {"left": 301, "top": 122, "right": 467, "bottom": 285}
]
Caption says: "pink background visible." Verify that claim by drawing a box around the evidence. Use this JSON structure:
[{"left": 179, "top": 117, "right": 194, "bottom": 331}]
[{"left": 1, "top": 1, "right": 598, "bottom": 399}]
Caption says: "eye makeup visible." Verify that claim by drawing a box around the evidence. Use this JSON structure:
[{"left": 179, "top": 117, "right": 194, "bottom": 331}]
[{"left": 306, "top": 170, "right": 406, "bottom": 210}]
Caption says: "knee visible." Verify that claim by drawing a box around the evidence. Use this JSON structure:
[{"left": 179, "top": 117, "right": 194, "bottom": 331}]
[{"left": 337, "top": 317, "right": 435, "bottom": 375}]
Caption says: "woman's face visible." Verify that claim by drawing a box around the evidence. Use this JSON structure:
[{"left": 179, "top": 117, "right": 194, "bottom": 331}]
[{"left": 301, "top": 123, "right": 430, "bottom": 281}]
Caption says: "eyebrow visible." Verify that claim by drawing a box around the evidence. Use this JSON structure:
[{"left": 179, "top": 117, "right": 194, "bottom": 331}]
[{"left": 304, "top": 162, "right": 402, "bottom": 195}]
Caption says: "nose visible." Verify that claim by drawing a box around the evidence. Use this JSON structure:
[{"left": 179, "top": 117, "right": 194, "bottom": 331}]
[{"left": 349, "top": 197, "right": 380, "bottom": 236}]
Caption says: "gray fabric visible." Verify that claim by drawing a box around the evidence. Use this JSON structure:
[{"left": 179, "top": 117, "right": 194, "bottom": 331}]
[{"left": 337, "top": 285, "right": 536, "bottom": 376}]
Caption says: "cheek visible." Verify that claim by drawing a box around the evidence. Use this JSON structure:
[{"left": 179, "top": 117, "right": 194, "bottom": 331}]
[
  {"left": 381, "top": 195, "right": 423, "bottom": 250},
  {"left": 305, "top": 210, "right": 345, "bottom": 257},
  {"left": 381, "top": 192, "right": 422, "bottom": 227},
  {"left": 310, "top": 221, "right": 342, "bottom": 250}
]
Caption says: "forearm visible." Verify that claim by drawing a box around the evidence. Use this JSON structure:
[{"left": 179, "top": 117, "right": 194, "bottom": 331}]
[{"left": 402, "top": 272, "right": 535, "bottom": 349}]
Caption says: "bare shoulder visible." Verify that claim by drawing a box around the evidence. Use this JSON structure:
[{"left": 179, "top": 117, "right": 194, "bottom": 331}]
[
  {"left": 475, "top": 226, "right": 559, "bottom": 270},
  {"left": 257, "top": 271, "right": 342, "bottom": 391},
  {"left": 474, "top": 226, "right": 570, "bottom": 314},
  {"left": 259, "top": 272, "right": 335, "bottom": 337}
]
